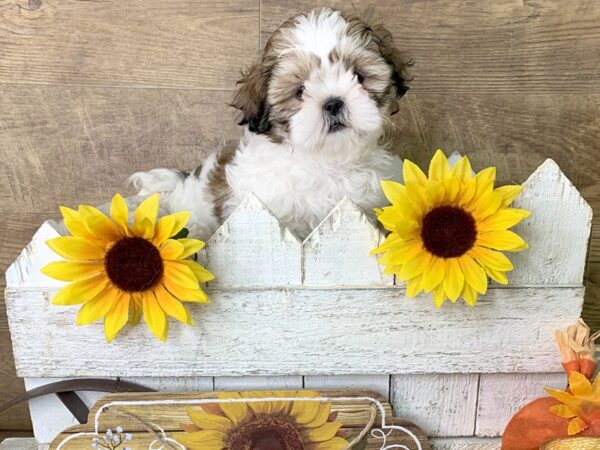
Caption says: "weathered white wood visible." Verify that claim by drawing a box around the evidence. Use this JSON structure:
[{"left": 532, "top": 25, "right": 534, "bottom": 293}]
[
  {"left": 205, "top": 193, "right": 302, "bottom": 287},
  {"left": 475, "top": 373, "right": 566, "bottom": 437},
  {"left": 0, "top": 439, "right": 42, "bottom": 450},
  {"left": 302, "top": 197, "right": 393, "bottom": 286},
  {"left": 124, "top": 376, "right": 214, "bottom": 391},
  {"left": 511, "top": 159, "right": 592, "bottom": 285},
  {"left": 391, "top": 374, "right": 479, "bottom": 437},
  {"left": 214, "top": 376, "right": 302, "bottom": 391},
  {"left": 6, "top": 286, "right": 580, "bottom": 377},
  {"left": 24, "top": 378, "right": 110, "bottom": 444},
  {"left": 5, "top": 221, "right": 66, "bottom": 288},
  {"left": 430, "top": 437, "right": 500, "bottom": 450},
  {"left": 304, "top": 375, "right": 390, "bottom": 398}
]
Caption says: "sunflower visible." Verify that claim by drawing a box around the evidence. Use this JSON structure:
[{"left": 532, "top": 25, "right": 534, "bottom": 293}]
[
  {"left": 41, "top": 193, "right": 214, "bottom": 342},
  {"left": 173, "top": 391, "right": 349, "bottom": 450},
  {"left": 545, "top": 371, "right": 600, "bottom": 436},
  {"left": 373, "top": 150, "right": 530, "bottom": 307}
]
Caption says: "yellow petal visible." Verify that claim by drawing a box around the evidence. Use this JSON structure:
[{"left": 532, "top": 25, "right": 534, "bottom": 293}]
[
  {"left": 172, "top": 430, "right": 225, "bottom": 450},
  {"left": 185, "top": 407, "right": 232, "bottom": 433},
  {"left": 154, "top": 284, "right": 192, "bottom": 325},
  {"left": 163, "top": 277, "right": 210, "bottom": 303},
  {"left": 432, "top": 283, "right": 447, "bottom": 307},
  {"left": 457, "top": 178, "right": 477, "bottom": 206},
  {"left": 46, "top": 236, "right": 105, "bottom": 261},
  {"left": 452, "top": 156, "right": 473, "bottom": 183},
  {"left": 128, "top": 295, "right": 143, "bottom": 325},
  {"left": 478, "top": 208, "right": 530, "bottom": 232},
  {"left": 549, "top": 404, "right": 577, "bottom": 419},
  {"left": 131, "top": 217, "right": 155, "bottom": 239},
  {"left": 544, "top": 388, "right": 580, "bottom": 409},
  {"left": 495, "top": 185, "right": 523, "bottom": 207},
  {"left": 152, "top": 211, "right": 191, "bottom": 246},
  {"left": 143, "top": 296, "right": 167, "bottom": 341},
  {"left": 305, "top": 403, "right": 332, "bottom": 428},
  {"left": 470, "top": 246, "right": 513, "bottom": 272},
  {"left": 164, "top": 261, "right": 201, "bottom": 290},
  {"left": 372, "top": 233, "right": 402, "bottom": 255},
  {"left": 477, "top": 230, "right": 528, "bottom": 252},
  {"left": 422, "top": 257, "right": 446, "bottom": 293},
  {"left": 291, "top": 399, "right": 321, "bottom": 425},
  {"left": 78, "top": 205, "right": 121, "bottom": 241},
  {"left": 104, "top": 293, "right": 130, "bottom": 341},
  {"left": 458, "top": 255, "right": 488, "bottom": 294},
  {"left": 568, "top": 417, "right": 588, "bottom": 436},
  {"left": 425, "top": 179, "right": 445, "bottom": 206},
  {"left": 443, "top": 178, "right": 460, "bottom": 203},
  {"left": 443, "top": 258, "right": 464, "bottom": 301},
  {"left": 178, "top": 260, "right": 215, "bottom": 284},
  {"left": 381, "top": 180, "right": 407, "bottom": 204},
  {"left": 398, "top": 249, "right": 432, "bottom": 281},
  {"left": 405, "top": 181, "right": 428, "bottom": 214},
  {"left": 485, "top": 267, "right": 509, "bottom": 285},
  {"left": 476, "top": 166, "right": 497, "bottom": 182},
  {"left": 178, "top": 238, "right": 206, "bottom": 259},
  {"left": 428, "top": 149, "right": 451, "bottom": 181},
  {"left": 304, "top": 421, "right": 342, "bottom": 442},
  {"left": 470, "top": 191, "right": 502, "bottom": 221},
  {"left": 76, "top": 285, "right": 119, "bottom": 325},
  {"left": 310, "top": 437, "right": 349, "bottom": 450},
  {"left": 217, "top": 393, "right": 248, "bottom": 425},
  {"left": 461, "top": 283, "right": 478, "bottom": 306},
  {"left": 403, "top": 159, "right": 427, "bottom": 186},
  {"left": 569, "top": 372, "right": 593, "bottom": 396},
  {"left": 134, "top": 193, "right": 160, "bottom": 228},
  {"left": 406, "top": 274, "right": 424, "bottom": 298},
  {"left": 41, "top": 261, "right": 103, "bottom": 282},
  {"left": 160, "top": 239, "right": 185, "bottom": 260},
  {"left": 51, "top": 274, "right": 108, "bottom": 305},
  {"left": 60, "top": 206, "right": 93, "bottom": 238},
  {"left": 110, "top": 194, "right": 130, "bottom": 236}
]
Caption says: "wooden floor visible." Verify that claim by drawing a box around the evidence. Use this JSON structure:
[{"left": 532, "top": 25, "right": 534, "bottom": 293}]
[{"left": 1, "top": 0, "right": 599, "bottom": 434}]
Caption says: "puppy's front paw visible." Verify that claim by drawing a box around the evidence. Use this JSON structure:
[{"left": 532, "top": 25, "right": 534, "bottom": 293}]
[{"left": 128, "top": 169, "right": 186, "bottom": 196}]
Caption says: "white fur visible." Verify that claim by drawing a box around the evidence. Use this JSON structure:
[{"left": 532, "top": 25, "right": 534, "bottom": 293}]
[{"left": 129, "top": 8, "right": 404, "bottom": 241}]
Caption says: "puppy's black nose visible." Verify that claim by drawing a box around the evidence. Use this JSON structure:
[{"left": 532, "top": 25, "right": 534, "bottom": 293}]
[{"left": 323, "top": 97, "right": 344, "bottom": 116}]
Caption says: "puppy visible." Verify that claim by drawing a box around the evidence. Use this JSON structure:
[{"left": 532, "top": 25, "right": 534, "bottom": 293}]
[{"left": 130, "top": 7, "right": 410, "bottom": 240}]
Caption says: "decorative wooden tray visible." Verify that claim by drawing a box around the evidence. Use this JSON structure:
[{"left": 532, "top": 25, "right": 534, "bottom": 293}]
[{"left": 49, "top": 390, "right": 429, "bottom": 450}]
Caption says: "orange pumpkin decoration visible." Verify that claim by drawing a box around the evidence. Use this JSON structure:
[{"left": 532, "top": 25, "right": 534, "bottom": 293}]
[{"left": 502, "top": 320, "right": 600, "bottom": 450}]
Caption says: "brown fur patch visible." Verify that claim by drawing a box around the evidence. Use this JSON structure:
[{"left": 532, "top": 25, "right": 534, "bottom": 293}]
[{"left": 207, "top": 141, "right": 237, "bottom": 221}]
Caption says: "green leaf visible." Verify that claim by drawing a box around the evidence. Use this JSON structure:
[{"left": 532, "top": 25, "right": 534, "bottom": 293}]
[{"left": 171, "top": 227, "right": 189, "bottom": 240}]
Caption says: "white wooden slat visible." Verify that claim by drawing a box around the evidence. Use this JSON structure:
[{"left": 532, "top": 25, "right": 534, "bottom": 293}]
[
  {"left": 304, "top": 375, "right": 390, "bottom": 398},
  {"left": 5, "top": 221, "right": 66, "bottom": 288},
  {"left": 0, "top": 439, "right": 42, "bottom": 450},
  {"left": 124, "top": 376, "right": 214, "bottom": 391},
  {"left": 391, "top": 374, "right": 479, "bottom": 437},
  {"left": 205, "top": 193, "right": 302, "bottom": 287},
  {"left": 214, "top": 376, "right": 302, "bottom": 391},
  {"left": 430, "top": 437, "right": 501, "bottom": 450},
  {"left": 510, "top": 159, "right": 592, "bottom": 285},
  {"left": 24, "top": 377, "right": 111, "bottom": 444},
  {"left": 6, "top": 286, "right": 580, "bottom": 377},
  {"left": 475, "top": 373, "right": 566, "bottom": 437},
  {"left": 302, "top": 197, "right": 393, "bottom": 286}
]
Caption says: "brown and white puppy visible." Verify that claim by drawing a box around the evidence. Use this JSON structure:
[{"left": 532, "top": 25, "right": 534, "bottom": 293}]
[{"left": 130, "top": 7, "right": 410, "bottom": 239}]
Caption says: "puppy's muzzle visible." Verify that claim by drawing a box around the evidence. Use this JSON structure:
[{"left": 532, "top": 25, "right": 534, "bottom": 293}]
[{"left": 323, "top": 96, "right": 347, "bottom": 132}]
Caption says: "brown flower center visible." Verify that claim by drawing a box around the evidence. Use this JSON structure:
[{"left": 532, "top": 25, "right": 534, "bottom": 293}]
[
  {"left": 228, "top": 415, "right": 304, "bottom": 450},
  {"left": 104, "top": 237, "right": 163, "bottom": 292},
  {"left": 421, "top": 206, "right": 477, "bottom": 258}
]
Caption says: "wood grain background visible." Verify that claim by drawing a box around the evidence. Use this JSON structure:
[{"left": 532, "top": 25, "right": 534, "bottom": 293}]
[{"left": 0, "top": 0, "right": 598, "bottom": 434}]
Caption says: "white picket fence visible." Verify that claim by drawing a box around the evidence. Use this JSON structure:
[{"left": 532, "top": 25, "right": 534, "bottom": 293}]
[{"left": 4, "top": 158, "right": 593, "bottom": 449}]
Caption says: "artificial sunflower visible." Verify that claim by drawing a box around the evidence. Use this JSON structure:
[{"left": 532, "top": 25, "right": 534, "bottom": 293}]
[
  {"left": 545, "top": 372, "right": 600, "bottom": 436},
  {"left": 373, "top": 150, "right": 530, "bottom": 307},
  {"left": 174, "top": 391, "right": 349, "bottom": 450},
  {"left": 41, "top": 193, "right": 214, "bottom": 342}
]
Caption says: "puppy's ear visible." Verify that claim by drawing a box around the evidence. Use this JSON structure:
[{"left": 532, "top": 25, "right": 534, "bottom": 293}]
[
  {"left": 360, "top": 10, "right": 412, "bottom": 101},
  {"left": 231, "top": 61, "right": 272, "bottom": 134}
]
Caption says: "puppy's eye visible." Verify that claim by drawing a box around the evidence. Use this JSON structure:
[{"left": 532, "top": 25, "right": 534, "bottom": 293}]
[
  {"left": 354, "top": 71, "right": 365, "bottom": 84},
  {"left": 296, "top": 85, "right": 305, "bottom": 100}
]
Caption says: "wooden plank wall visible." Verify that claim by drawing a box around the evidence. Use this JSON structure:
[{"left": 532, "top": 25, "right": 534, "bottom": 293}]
[{"left": 0, "top": 0, "right": 598, "bottom": 434}]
